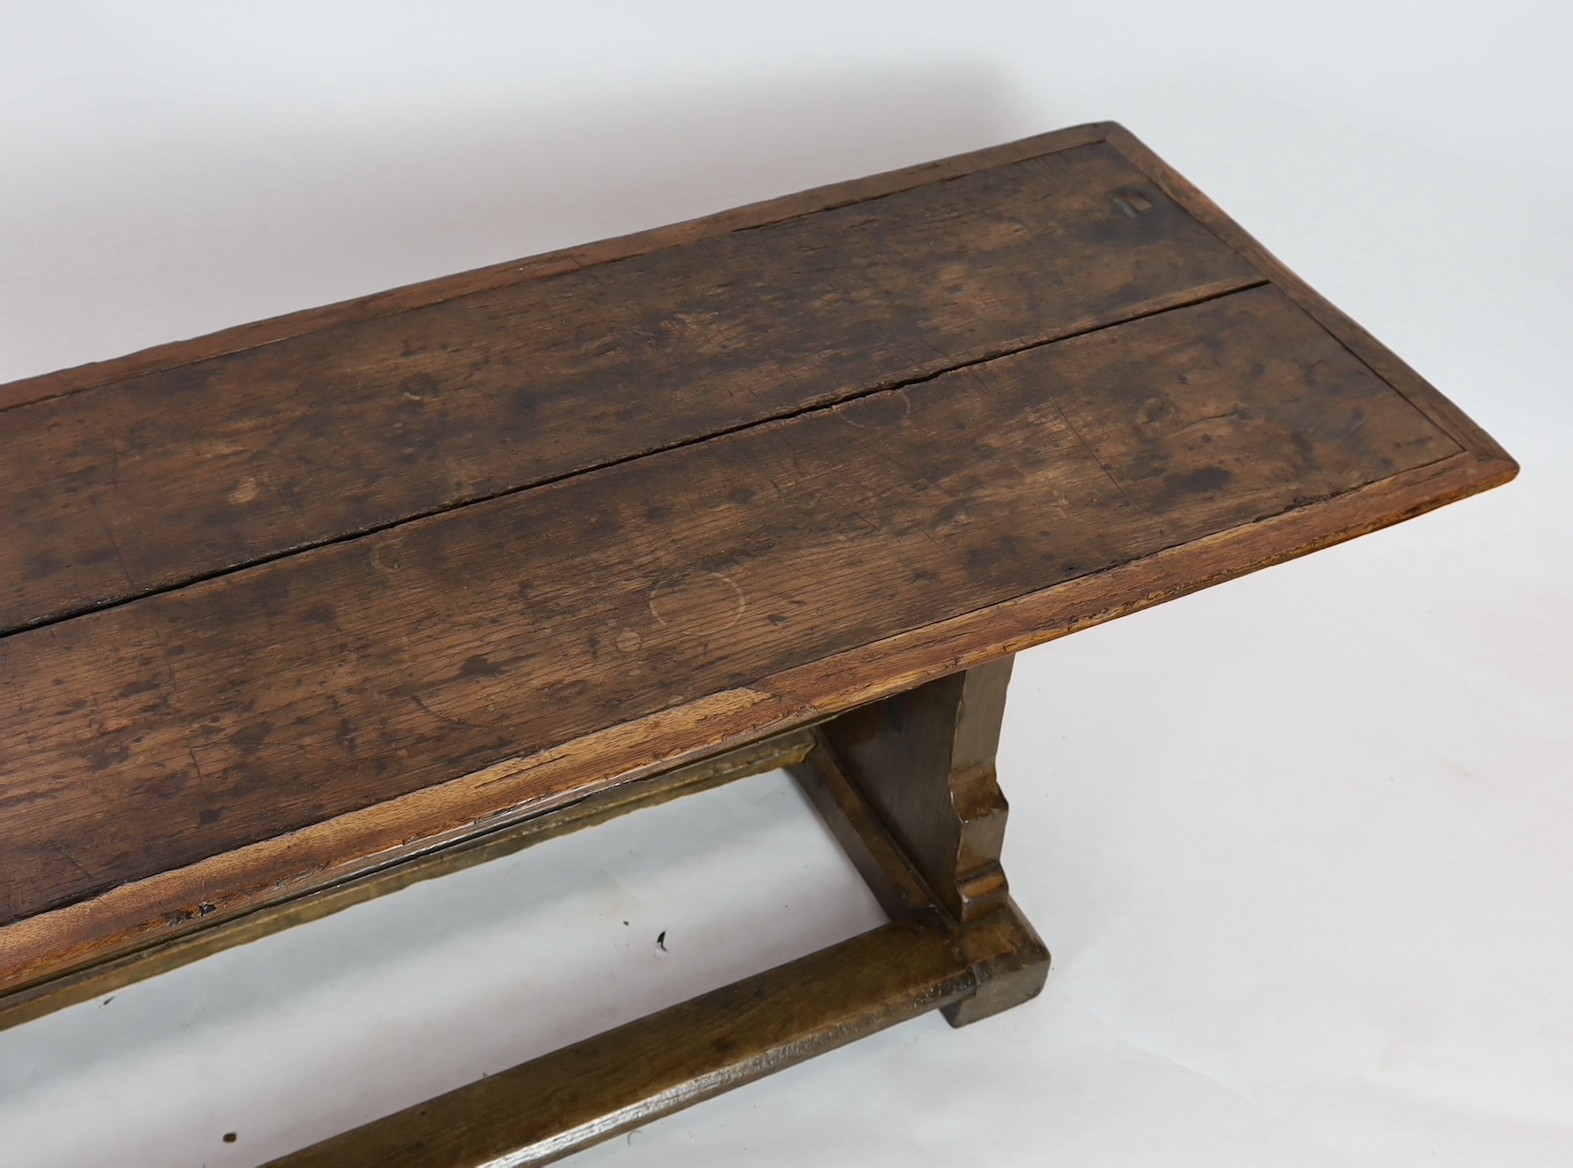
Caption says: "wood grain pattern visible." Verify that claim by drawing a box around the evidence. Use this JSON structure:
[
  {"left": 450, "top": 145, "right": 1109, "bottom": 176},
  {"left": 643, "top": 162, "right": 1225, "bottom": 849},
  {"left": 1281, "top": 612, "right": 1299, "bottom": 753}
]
[
  {"left": 0, "top": 122, "right": 1517, "bottom": 999},
  {"left": 0, "top": 140, "right": 1259, "bottom": 635},
  {"left": 0, "top": 731, "right": 813, "bottom": 1033},
  {"left": 261, "top": 904, "right": 1049, "bottom": 1166},
  {"left": 1100, "top": 125, "right": 1515, "bottom": 465},
  {"left": 261, "top": 910, "right": 980, "bottom": 1167},
  {"left": 789, "top": 731, "right": 937, "bottom": 924},
  {"left": 821, "top": 657, "right": 1016, "bottom": 924},
  {"left": 263, "top": 692, "right": 1050, "bottom": 1164},
  {"left": 0, "top": 123, "right": 1115, "bottom": 414},
  {"left": 0, "top": 283, "right": 1467, "bottom": 947},
  {"left": 796, "top": 660, "right": 1051, "bottom": 1027},
  {"left": 0, "top": 450, "right": 1508, "bottom": 996}
]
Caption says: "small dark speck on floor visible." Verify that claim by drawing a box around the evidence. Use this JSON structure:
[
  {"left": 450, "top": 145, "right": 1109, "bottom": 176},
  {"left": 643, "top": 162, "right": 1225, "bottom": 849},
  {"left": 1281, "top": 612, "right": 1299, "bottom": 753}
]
[
  {"left": 101, "top": 996, "right": 114, "bottom": 1006},
  {"left": 623, "top": 920, "right": 629, "bottom": 926},
  {"left": 656, "top": 930, "right": 668, "bottom": 952},
  {"left": 222, "top": 1132, "right": 237, "bottom": 1143}
]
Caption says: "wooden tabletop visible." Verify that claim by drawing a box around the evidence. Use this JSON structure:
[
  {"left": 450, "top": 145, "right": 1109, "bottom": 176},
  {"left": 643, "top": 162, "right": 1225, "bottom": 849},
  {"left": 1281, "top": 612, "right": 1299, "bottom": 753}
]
[{"left": 0, "top": 122, "right": 1514, "bottom": 995}]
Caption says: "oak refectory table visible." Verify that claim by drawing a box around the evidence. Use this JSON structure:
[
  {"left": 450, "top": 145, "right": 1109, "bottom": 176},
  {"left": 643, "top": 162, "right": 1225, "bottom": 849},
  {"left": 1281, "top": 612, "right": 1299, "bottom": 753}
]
[{"left": 0, "top": 123, "right": 1516, "bottom": 1164}]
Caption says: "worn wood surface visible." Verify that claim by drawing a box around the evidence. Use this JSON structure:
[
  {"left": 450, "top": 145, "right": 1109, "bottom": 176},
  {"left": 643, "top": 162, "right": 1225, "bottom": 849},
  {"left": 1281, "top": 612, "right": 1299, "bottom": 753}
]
[
  {"left": 0, "top": 286, "right": 1466, "bottom": 930},
  {"left": 266, "top": 669, "right": 1047, "bottom": 1164},
  {"left": 262, "top": 909, "right": 982, "bottom": 1168},
  {"left": 4, "top": 701, "right": 1045, "bottom": 1162},
  {"left": 263, "top": 903, "right": 1050, "bottom": 1167},
  {"left": 0, "top": 140, "right": 1258, "bottom": 636},
  {"left": 793, "top": 659, "right": 1050, "bottom": 1027},
  {"left": 789, "top": 733, "right": 936, "bottom": 924},
  {"left": 0, "top": 122, "right": 1113, "bottom": 416},
  {"left": 0, "top": 122, "right": 1517, "bottom": 997},
  {"left": 0, "top": 731, "right": 813, "bottom": 1034},
  {"left": 821, "top": 657, "right": 1016, "bottom": 925}
]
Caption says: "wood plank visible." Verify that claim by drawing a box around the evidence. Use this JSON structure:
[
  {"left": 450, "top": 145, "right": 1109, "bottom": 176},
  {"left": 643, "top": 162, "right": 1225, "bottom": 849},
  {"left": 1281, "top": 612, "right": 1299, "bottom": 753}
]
[
  {"left": 0, "top": 731, "right": 813, "bottom": 1033},
  {"left": 0, "top": 122, "right": 1115, "bottom": 414},
  {"left": 260, "top": 911, "right": 979, "bottom": 1167},
  {"left": 0, "top": 284, "right": 1477, "bottom": 987},
  {"left": 2, "top": 449, "right": 1509, "bottom": 997},
  {"left": 1101, "top": 124, "right": 1515, "bottom": 465},
  {"left": 0, "top": 139, "right": 1260, "bottom": 635},
  {"left": 789, "top": 732, "right": 936, "bottom": 924},
  {"left": 820, "top": 657, "right": 1015, "bottom": 925}
]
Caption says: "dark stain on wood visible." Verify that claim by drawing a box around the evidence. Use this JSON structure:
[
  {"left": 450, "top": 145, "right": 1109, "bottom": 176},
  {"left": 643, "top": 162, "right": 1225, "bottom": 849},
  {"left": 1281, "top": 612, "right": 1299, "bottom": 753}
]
[
  {"left": 0, "top": 143, "right": 1260, "bottom": 637},
  {"left": 0, "top": 287, "right": 1467, "bottom": 924},
  {"left": 0, "top": 121, "right": 1516, "bottom": 991}
]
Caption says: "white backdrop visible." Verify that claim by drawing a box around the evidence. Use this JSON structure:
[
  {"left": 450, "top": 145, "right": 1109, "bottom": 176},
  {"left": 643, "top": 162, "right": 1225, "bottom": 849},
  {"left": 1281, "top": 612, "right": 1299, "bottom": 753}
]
[{"left": 1, "top": 3, "right": 1569, "bottom": 1165}]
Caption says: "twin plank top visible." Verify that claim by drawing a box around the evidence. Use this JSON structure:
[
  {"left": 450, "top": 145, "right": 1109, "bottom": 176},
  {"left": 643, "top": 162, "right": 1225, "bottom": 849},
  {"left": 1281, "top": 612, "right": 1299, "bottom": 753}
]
[{"left": 0, "top": 122, "right": 1515, "bottom": 994}]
